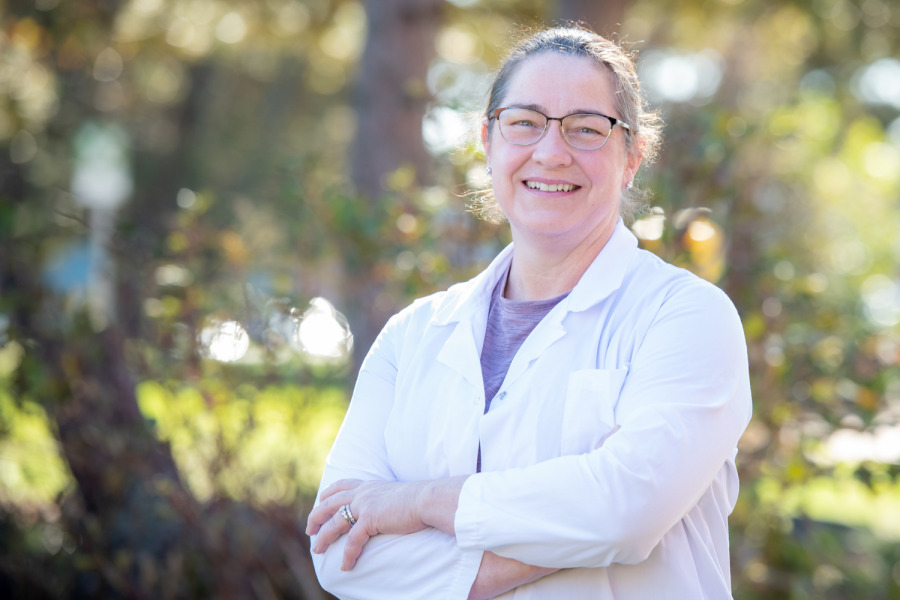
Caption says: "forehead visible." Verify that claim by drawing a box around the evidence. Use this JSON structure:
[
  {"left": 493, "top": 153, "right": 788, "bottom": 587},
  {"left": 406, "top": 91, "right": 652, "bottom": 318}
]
[{"left": 501, "top": 52, "right": 616, "bottom": 113}]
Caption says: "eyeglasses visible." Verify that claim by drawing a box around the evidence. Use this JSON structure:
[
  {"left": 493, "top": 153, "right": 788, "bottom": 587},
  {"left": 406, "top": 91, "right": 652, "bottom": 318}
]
[{"left": 489, "top": 106, "right": 631, "bottom": 151}]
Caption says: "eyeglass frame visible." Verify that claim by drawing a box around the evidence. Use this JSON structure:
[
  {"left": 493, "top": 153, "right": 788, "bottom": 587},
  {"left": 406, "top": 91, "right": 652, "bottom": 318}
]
[{"left": 488, "top": 106, "right": 632, "bottom": 151}]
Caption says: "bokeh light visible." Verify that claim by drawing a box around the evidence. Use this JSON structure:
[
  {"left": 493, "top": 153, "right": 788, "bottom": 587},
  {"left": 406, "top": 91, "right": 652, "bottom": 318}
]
[
  {"left": 853, "top": 58, "right": 900, "bottom": 109},
  {"left": 631, "top": 207, "right": 666, "bottom": 241},
  {"left": 294, "top": 297, "right": 353, "bottom": 362},
  {"left": 423, "top": 106, "right": 469, "bottom": 155},
  {"left": 640, "top": 49, "right": 723, "bottom": 104},
  {"left": 199, "top": 319, "right": 250, "bottom": 362},
  {"left": 862, "top": 274, "right": 900, "bottom": 328}
]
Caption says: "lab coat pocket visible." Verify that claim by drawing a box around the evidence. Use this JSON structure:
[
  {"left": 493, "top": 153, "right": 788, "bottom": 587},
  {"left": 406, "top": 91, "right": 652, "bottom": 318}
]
[{"left": 561, "top": 367, "right": 628, "bottom": 455}]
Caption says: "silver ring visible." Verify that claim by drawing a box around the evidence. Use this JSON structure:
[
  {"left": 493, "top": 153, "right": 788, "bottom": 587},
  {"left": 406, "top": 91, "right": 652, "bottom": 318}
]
[{"left": 340, "top": 504, "right": 357, "bottom": 526}]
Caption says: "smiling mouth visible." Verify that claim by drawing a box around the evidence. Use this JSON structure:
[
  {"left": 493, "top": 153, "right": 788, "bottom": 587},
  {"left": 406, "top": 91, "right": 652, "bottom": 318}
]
[{"left": 525, "top": 180, "right": 580, "bottom": 193}]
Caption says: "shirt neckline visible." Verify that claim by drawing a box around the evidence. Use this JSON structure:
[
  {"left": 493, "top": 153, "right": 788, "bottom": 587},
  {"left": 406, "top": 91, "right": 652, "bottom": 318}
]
[{"left": 494, "top": 263, "right": 571, "bottom": 314}]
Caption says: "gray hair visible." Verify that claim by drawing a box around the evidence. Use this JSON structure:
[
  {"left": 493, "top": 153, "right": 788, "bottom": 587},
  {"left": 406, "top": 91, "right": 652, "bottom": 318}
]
[{"left": 475, "top": 25, "right": 663, "bottom": 224}]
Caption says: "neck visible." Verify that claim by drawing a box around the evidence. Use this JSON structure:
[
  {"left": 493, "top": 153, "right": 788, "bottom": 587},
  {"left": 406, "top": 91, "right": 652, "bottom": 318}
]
[{"left": 504, "top": 223, "right": 617, "bottom": 301}]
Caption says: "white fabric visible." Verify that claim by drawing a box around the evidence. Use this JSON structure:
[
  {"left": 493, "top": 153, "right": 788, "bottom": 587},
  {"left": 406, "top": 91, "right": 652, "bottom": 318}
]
[{"left": 311, "top": 219, "right": 752, "bottom": 599}]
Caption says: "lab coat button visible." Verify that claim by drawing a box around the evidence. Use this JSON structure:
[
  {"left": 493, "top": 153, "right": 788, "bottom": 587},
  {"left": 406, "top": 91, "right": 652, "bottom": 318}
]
[{"left": 496, "top": 391, "right": 507, "bottom": 401}]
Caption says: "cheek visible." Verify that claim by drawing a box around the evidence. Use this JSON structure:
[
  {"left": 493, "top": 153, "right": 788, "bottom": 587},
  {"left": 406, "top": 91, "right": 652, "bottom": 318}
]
[
  {"left": 492, "top": 146, "right": 528, "bottom": 175},
  {"left": 590, "top": 155, "right": 627, "bottom": 184}
]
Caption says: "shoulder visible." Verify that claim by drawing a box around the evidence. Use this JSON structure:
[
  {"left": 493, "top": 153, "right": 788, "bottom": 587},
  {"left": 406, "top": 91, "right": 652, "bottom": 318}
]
[
  {"left": 360, "top": 287, "right": 456, "bottom": 375},
  {"left": 387, "top": 289, "right": 449, "bottom": 332},
  {"left": 628, "top": 247, "right": 737, "bottom": 311},
  {"left": 620, "top": 252, "right": 750, "bottom": 401},
  {"left": 616, "top": 249, "right": 745, "bottom": 355},
  {"left": 388, "top": 247, "right": 511, "bottom": 331},
  {"left": 382, "top": 276, "right": 480, "bottom": 336}
]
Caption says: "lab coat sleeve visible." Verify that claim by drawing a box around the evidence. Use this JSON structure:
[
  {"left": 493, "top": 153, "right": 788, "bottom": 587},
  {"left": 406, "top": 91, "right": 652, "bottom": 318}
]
[
  {"left": 310, "top": 309, "right": 483, "bottom": 599},
  {"left": 454, "top": 282, "right": 752, "bottom": 568}
]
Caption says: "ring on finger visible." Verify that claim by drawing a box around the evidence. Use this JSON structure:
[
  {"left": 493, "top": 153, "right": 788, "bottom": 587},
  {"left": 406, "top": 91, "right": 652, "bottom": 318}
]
[{"left": 340, "top": 504, "right": 357, "bottom": 526}]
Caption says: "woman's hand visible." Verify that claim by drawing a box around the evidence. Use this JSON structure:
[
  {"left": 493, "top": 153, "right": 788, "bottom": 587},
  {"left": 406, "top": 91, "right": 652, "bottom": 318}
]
[
  {"left": 306, "top": 479, "right": 425, "bottom": 570},
  {"left": 305, "top": 477, "right": 466, "bottom": 571}
]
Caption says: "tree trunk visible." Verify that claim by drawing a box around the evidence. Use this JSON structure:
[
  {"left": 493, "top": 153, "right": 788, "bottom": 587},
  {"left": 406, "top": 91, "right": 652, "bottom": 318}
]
[
  {"left": 554, "top": 0, "right": 627, "bottom": 37},
  {"left": 350, "top": 0, "right": 444, "bottom": 199},
  {"left": 344, "top": 0, "right": 444, "bottom": 370}
]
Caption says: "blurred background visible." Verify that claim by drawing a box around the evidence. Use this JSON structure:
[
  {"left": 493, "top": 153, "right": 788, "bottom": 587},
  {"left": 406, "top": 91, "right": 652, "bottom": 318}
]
[{"left": 1, "top": 0, "right": 899, "bottom": 598}]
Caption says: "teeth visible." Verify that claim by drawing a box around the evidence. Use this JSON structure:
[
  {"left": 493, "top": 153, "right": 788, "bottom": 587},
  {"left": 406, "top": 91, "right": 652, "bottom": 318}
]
[{"left": 526, "top": 181, "right": 577, "bottom": 192}]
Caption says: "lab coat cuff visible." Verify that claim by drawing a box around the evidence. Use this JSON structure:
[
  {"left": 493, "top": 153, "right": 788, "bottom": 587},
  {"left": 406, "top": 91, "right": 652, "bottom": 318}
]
[
  {"left": 449, "top": 545, "right": 485, "bottom": 598},
  {"left": 455, "top": 473, "right": 487, "bottom": 551}
]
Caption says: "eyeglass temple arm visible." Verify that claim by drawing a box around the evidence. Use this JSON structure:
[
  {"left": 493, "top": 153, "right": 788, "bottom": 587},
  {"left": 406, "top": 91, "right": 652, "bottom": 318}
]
[{"left": 613, "top": 118, "right": 631, "bottom": 132}]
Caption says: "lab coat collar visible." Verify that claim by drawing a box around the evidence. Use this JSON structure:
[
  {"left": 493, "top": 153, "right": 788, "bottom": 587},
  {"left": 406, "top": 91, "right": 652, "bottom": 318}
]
[
  {"left": 431, "top": 244, "right": 514, "bottom": 327},
  {"left": 430, "top": 219, "right": 639, "bottom": 326},
  {"left": 502, "top": 221, "right": 638, "bottom": 387},
  {"left": 564, "top": 219, "right": 639, "bottom": 313},
  {"left": 432, "top": 219, "right": 638, "bottom": 392}
]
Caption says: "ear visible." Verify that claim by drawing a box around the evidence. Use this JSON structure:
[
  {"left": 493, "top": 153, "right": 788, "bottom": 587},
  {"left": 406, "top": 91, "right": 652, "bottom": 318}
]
[
  {"left": 623, "top": 146, "right": 643, "bottom": 190},
  {"left": 481, "top": 118, "right": 491, "bottom": 165}
]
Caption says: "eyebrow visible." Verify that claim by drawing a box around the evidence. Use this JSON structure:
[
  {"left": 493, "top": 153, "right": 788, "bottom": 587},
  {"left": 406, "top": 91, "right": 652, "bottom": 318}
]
[{"left": 512, "top": 103, "right": 612, "bottom": 117}]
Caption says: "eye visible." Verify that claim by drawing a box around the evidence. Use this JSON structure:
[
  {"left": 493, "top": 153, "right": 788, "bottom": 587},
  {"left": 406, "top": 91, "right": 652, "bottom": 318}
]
[
  {"left": 500, "top": 108, "right": 547, "bottom": 130},
  {"left": 565, "top": 116, "right": 611, "bottom": 139}
]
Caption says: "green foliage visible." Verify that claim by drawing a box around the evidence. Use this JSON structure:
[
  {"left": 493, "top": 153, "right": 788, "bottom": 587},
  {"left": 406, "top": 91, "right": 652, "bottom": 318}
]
[
  {"left": 0, "top": 365, "right": 73, "bottom": 506},
  {"left": 136, "top": 380, "right": 347, "bottom": 504},
  {"left": 2, "top": 0, "right": 900, "bottom": 597}
]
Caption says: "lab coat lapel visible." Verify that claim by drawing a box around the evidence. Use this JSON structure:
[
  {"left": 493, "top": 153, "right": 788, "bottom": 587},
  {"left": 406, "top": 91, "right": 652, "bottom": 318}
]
[
  {"left": 434, "top": 245, "right": 514, "bottom": 391},
  {"left": 566, "top": 219, "right": 639, "bottom": 312},
  {"left": 500, "top": 221, "right": 639, "bottom": 390},
  {"left": 436, "top": 316, "right": 487, "bottom": 391}
]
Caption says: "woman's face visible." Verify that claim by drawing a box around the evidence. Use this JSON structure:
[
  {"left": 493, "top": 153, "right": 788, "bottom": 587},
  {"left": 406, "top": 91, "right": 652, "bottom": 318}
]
[{"left": 483, "top": 52, "right": 641, "bottom": 251}]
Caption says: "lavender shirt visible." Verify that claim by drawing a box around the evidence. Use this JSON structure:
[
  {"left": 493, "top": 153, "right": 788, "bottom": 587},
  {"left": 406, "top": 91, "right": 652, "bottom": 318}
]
[{"left": 476, "top": 267, "right": 568, "bottom": 471}]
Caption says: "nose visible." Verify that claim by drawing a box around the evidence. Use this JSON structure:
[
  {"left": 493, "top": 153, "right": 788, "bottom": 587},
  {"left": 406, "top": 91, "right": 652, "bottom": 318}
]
[{"left": 532, "top": 120, "right": 573, "bottom": 167}]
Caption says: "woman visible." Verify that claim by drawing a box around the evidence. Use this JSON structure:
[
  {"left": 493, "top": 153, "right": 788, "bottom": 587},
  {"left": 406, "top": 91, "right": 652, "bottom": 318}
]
[{"left": 306, "top": 25, "right": 752, "bottom": 599}]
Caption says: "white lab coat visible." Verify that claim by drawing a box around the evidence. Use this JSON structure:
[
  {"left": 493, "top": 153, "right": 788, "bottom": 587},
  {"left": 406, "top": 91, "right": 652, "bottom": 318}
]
[{"left": 311, "top": 220, "right": 752, "bottom": 599}]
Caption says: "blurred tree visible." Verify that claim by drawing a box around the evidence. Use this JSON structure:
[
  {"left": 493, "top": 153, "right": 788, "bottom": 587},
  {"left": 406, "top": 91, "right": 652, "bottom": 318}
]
[
  {"left": 556, "top": 0, "right": 626, "bottom": 35},
  {"left": 0, "top": 0, "right": 334, "bottom": 596},
  {"left": 351, "top": 0, "right": 444, "bottom": 198},
  {"left": 343, "top": 0, "right": 446, "bottom": 365},
  {"left": 2, "top": 0, "right": 900, "bottom": 598}
]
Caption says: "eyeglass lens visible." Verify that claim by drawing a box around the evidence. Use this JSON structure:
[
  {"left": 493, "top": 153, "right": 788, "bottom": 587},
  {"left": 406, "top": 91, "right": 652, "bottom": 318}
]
[{"left": 497, "top": 108, "right": 614, "bottom": 150}]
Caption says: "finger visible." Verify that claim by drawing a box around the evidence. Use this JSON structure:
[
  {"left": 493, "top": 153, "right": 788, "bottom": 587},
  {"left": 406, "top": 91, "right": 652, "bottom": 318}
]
[
  {"left": 311, "top": 510, "right": 353, "bottom": 554},
  {"left": 341, "top": 520, "right": 374, "bottom": 571},
  {"left": 306, "top": 491, "right": 353, "bottom": 535},
  {"left": 306, "top": 492, "right": 349, "bottom": 535},
  {"left": 319, "top": 479, "right": 362, "bottom": 502}
]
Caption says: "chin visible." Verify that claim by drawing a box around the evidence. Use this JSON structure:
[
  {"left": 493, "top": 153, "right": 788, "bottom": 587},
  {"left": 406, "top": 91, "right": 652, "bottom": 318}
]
[{"left": 515, "top": 216, "right": 586, "bottom": 238}]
